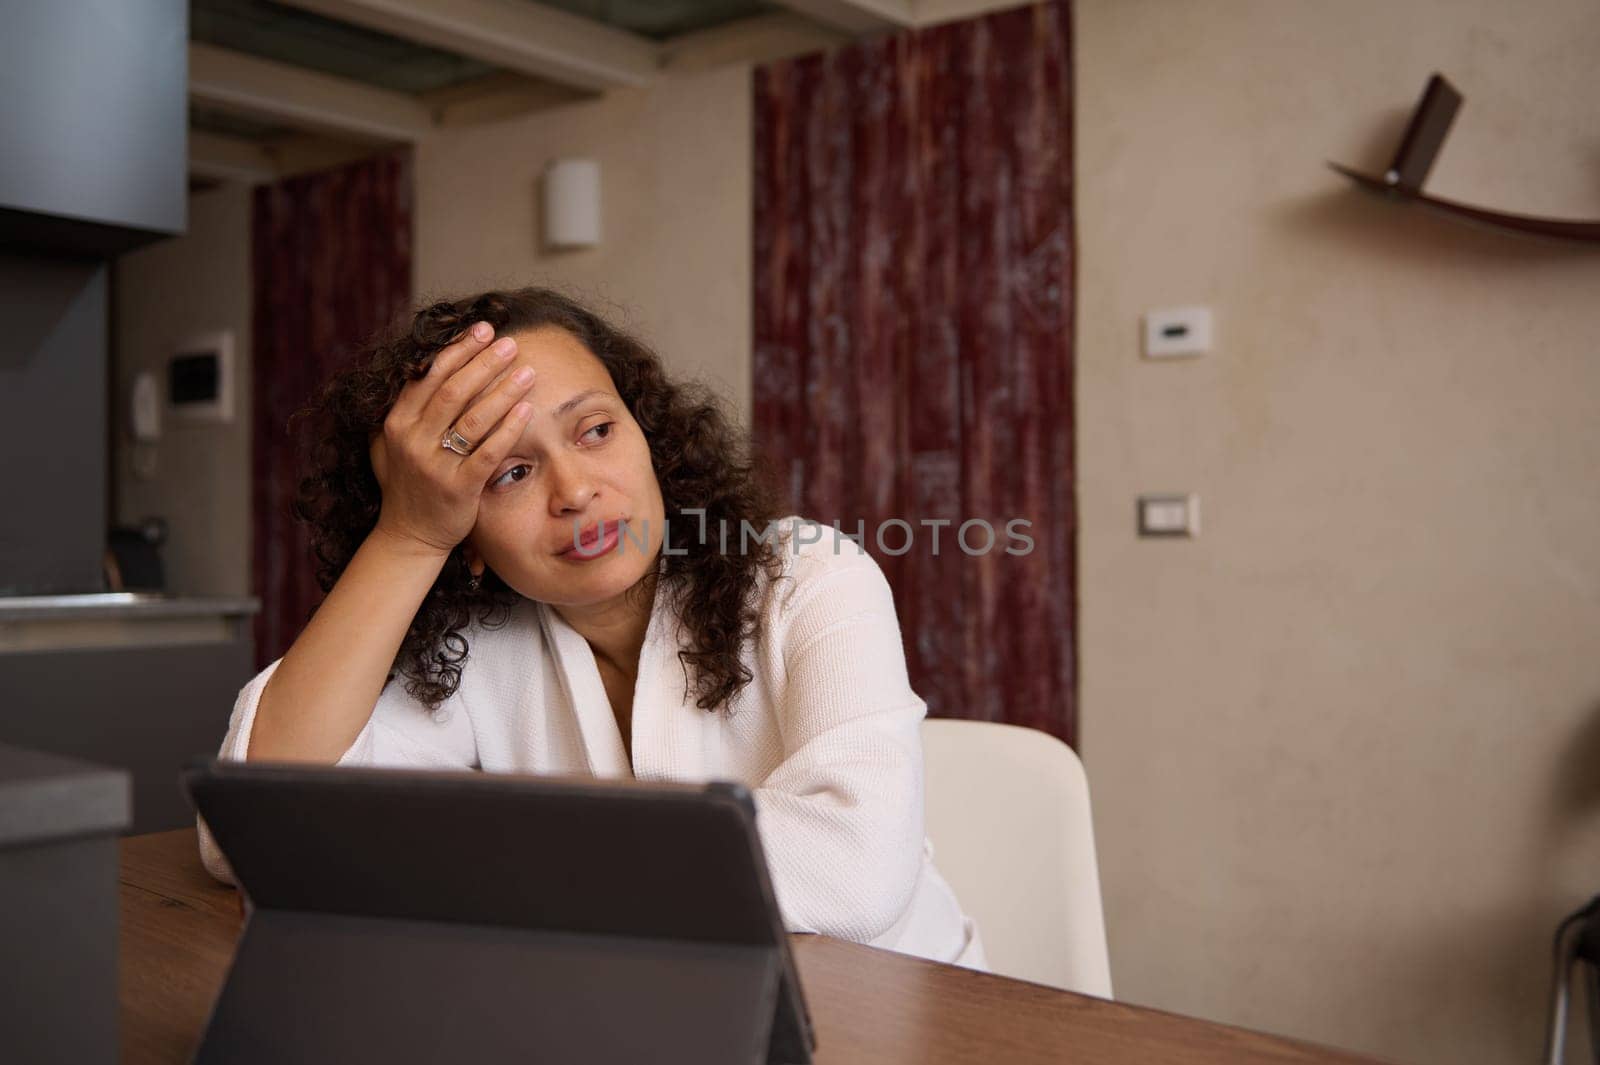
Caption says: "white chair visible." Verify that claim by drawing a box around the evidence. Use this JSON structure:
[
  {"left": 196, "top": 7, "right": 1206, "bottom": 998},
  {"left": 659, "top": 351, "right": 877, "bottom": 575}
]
[{"left": 920, "top": 718, "right": 1113, "bottom": 997}]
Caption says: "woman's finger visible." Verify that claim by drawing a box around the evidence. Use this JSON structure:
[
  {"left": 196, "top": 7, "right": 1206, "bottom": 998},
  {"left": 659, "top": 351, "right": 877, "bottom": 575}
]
[
  {"left": 449, "top": 364, "right": 537, "bottom": 452},
  {"left": 388, "top": 322, "right": 495, "bottom": 425},
  {"left": 417, "top": 334, "right": 520, "bottom": 440},
  {"left": 460, "top": 399, "right": 535, "bottom": 481}
]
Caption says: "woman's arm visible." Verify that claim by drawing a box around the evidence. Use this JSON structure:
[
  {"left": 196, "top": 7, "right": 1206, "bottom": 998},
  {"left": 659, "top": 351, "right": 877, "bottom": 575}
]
[
  {"left": 245, "top": 322, "right": 535, "bottom": 763},
  {"left": 200, "top": 555, "right": 480, "bottom": 885},
  {"left": 751, "top": 538, "right": 928, "bottom": 943},
  {"left": 203, "top": 321, "right": 533, "bottom": 881},
  {"left": 204, "top": 536, "right": 483, "bottom": 883},
  {"left": 245, "top": 529, "right": 450, "bottom": 762}
]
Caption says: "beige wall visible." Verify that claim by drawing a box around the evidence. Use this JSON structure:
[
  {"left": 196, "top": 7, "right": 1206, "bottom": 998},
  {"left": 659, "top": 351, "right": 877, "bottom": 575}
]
[
  {"left": 111, "top": 2, "right": 1600, "bottom": 1061},
  {"left": 1075, "top": 3, "right": 1600, "bottom": 1063},
  {"left": 412, "top": 65, "right": 755, "bottom": 416},
  {"left": 113, "top": 183, "right": 253, "bottom": 597}
]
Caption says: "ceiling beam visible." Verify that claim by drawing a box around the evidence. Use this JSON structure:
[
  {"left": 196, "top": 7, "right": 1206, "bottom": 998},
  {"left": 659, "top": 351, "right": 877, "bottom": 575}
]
[
  {"left": 189, "top": 42, "right": 433, "bottom": 143},
  {"left": 766, "top": 0, "right": 917, "bottom": 35},
  {"left": 661, "top": 13, "right": 847, "bottom": 74},
  {"left": 274, "top": 0, "right": 660, "bottom": 93},
  {"left": 266, "top": 135, "right": 403, "bottom": 179},
  {"left": 416, "top": 72, "right": 586, "bottom": 128},
  {"left": 188, "top": 132, "right": 279, "bottom": 185}
]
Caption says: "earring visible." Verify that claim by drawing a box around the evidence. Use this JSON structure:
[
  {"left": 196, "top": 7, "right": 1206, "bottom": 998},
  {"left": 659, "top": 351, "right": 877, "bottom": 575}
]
[{"left": 467, "top": 572, "right": 483, "bottom": 591}]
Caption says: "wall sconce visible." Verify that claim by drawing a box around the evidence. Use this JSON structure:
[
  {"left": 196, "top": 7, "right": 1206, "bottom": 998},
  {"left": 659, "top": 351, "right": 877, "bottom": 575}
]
[{"left": 542, "top": 159, "right": 601, "bottom": 250}]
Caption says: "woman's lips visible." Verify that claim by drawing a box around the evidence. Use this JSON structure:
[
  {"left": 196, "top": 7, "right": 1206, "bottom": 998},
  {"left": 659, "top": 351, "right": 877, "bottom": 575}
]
[{"left": 558, "top": 519, "right": 624, "bottom": 561}]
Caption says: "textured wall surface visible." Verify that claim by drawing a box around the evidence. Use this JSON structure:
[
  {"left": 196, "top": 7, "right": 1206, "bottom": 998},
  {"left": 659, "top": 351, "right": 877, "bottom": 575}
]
[
  {"left": 751, "top": 4, "right": 1078, "bottom": 740},
  {"left": 114, "top": 185, "right": 253, "bottom": 597},
  {"left": 1074, "top": 3, "right": 1600, "bottom": 1063}
]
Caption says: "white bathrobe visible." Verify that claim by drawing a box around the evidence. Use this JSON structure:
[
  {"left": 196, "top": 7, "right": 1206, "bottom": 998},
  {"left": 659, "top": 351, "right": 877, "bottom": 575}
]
[{"left": 200, "top": 516, "right": 986, "bottom": 970}]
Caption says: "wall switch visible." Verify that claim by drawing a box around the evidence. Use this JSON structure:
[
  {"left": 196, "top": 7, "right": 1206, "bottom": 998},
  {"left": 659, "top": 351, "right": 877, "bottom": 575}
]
[
  {"left": 1138, "top": 494, "right": 1200, "bottom": 537},
  {"left": 1143, "top": 307, "right": 1212, "bottom": 359}
]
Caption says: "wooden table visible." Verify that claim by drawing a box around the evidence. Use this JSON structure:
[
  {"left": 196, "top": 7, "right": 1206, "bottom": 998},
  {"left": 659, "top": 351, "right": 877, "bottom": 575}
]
[{"left": 121, "top": 830, "right": 1388, "bottom": 1064}]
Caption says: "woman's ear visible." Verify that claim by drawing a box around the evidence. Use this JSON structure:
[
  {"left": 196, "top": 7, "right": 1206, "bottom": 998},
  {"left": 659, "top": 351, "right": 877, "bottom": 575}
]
[{"left": 462, "top": 543, "right": 485, "bottom": 579}]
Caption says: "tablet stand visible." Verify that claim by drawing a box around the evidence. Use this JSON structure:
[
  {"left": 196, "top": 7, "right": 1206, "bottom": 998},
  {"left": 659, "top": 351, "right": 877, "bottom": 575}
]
[
  {"left": 184, "top": 762, "right": 816, "bottom": 1065},
  {"left": 195, "top": 908, "right": 804, "bottom": 1065}
]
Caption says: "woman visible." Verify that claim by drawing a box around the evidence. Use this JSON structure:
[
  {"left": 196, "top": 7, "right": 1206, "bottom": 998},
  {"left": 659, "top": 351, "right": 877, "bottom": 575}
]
[{"left": 201, "top": 286, "right": 986, "bottom": 969}]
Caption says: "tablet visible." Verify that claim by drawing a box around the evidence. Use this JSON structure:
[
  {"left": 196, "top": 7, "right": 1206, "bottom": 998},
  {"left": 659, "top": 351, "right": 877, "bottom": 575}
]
[{"left": 183, "top": 758, "right": 816, "bottom": 1065}]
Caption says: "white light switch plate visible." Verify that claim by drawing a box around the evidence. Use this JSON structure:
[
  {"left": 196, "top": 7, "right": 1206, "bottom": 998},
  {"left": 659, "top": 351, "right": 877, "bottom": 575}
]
[
  {"left": 1139, "top": 494, "right": 1200, "bottom": 537},
  {"left": 1143, "top": 307, "right": 1212, "bottom": 359}
]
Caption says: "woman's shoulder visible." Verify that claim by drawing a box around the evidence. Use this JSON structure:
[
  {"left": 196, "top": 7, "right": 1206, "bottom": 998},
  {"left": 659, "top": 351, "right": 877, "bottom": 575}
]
[
  {"left": 767, "top": 512, "right": 878, "bottom": 568},
  {"left": 757, "top": 514, "right": 891, "bottom": 620},
  {"left": 449, "top": 596, "right": 549, "bottom": 679},
  {"left": 463, "top": 594, "right": 545, "bottom": 646},
  {"left": 376, "top": 596, "right": 543, "bottom": 704}
]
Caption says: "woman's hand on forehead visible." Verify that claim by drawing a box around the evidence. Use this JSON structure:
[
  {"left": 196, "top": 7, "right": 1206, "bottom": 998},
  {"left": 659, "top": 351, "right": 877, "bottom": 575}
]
[{"left": 367, "top": 322, "right": 539, "bottom": 556}]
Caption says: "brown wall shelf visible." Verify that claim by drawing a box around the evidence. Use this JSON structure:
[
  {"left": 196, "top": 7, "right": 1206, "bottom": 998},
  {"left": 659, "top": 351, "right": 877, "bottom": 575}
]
[
  {"left": 1331, "top": 74, "right": 1600, "bottom": 246},
  {"left": 1329, "top": 162, "right": 1600, "bottom": 244}
]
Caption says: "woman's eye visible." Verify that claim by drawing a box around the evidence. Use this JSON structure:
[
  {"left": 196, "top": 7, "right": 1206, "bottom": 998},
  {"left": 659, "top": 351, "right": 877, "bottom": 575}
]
[
  {"left": 580, "top": 422, "right": 614, "bottom": 444},
  {"left": 491, "top": 464, "right": 532, "bottom": 489}
]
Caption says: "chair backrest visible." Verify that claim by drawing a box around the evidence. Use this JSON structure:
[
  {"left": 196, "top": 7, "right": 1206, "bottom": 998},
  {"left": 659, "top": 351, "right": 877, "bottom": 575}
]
[{"left": 920, "top": 718, "right": 1113, "bottom": 997}]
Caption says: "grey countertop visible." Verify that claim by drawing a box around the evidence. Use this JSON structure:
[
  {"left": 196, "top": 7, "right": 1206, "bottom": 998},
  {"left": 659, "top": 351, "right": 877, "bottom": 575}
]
[{"left": 0, "top": 593, "right": 261, "bottom": 623}]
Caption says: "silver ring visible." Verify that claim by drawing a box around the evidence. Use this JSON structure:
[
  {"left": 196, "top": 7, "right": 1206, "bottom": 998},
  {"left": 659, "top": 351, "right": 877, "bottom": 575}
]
[{"left": 441, "top": 428, "right": 477, "bottom": 456}]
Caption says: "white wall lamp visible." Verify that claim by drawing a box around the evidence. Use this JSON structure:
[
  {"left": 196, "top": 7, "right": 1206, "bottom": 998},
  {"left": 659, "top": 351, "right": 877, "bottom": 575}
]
[{"left": 541, "top": 158, "right": 602, "bottom": 250}]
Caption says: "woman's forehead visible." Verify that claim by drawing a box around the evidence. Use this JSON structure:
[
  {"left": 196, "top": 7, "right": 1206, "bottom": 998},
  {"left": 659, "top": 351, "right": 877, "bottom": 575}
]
[
  {"left": 497, "top": 327, "right": 619, "bottom": 411},
  {"left": 505, "top": 326, "right": 607, "bottom": 383}
]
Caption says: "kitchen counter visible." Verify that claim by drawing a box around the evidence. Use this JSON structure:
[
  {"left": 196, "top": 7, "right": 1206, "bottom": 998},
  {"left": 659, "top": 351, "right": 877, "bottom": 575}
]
[
  {"left": 0, "top": 593, "right": 259, "bottom": 831},
  {"left": 0, "top": 593, "right": 259, "bottom": 653},
  {"left": 0, "top": 593, "right": 259, "bottom": 622}
]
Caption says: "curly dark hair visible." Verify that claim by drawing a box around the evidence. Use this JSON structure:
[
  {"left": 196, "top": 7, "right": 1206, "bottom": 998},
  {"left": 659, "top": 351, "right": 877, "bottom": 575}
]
[{"left": 292, "top": 286, "right": 784, "bottom": 712}]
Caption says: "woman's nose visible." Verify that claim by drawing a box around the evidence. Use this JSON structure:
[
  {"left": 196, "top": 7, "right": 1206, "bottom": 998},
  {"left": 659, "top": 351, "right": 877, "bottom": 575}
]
[{"left": 545, "top": 453, "right": 597, "bottom": 514}]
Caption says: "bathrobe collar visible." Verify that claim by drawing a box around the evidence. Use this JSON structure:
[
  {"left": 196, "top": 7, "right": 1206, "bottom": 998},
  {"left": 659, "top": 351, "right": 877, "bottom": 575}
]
[{"left": 532, "top": 568, "right": 688, "bottom": 781}]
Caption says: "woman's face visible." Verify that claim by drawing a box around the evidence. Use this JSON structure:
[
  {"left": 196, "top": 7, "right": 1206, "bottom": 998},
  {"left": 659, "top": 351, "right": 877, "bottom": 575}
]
[{"left": 465, "top": 325, "right": 666, "bottom": 608}]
